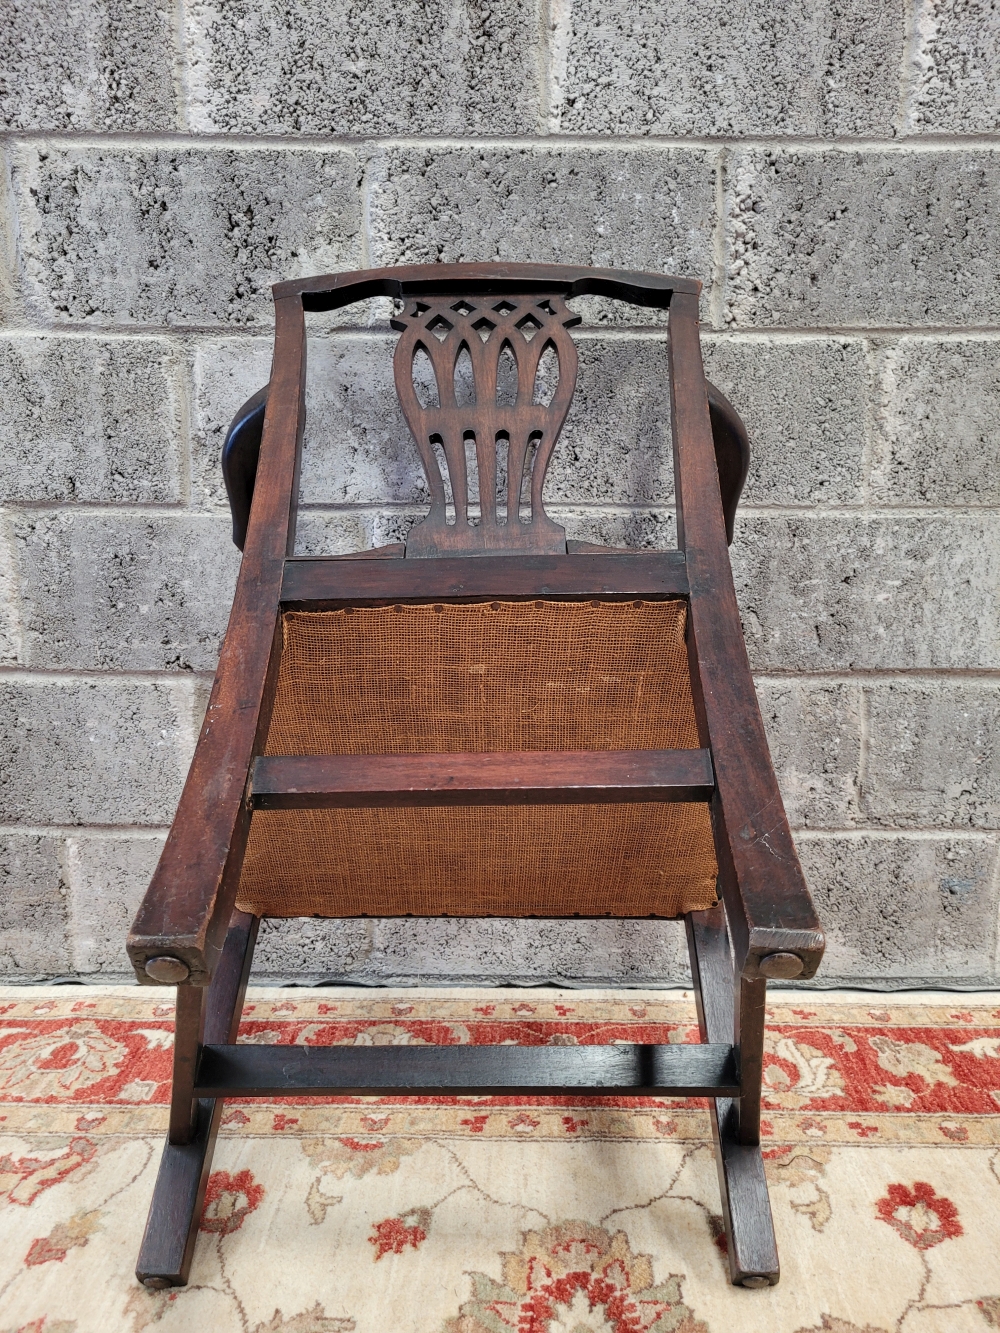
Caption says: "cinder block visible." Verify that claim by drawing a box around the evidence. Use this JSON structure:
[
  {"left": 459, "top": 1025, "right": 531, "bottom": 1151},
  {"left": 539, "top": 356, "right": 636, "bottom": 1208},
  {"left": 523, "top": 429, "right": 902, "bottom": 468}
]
[
  {"left": 313, "top": 506, "right": 677, "bottom": 555},
  {"left": 10, "top": 146, "right": 362, "bottom": 327},
  {"left": 292, "top": 511, "right": 376, "bottom": 557},
  {"left": 558, "top": 0, "right": 902, "bottom": 137},
  {"left": 871, "top": 338, "right": 1000, "bottom": 506},
  {"left": 702, "top": 337, "right": 866, "bottom": 506},
  {"left": 907, "top": 0, "right": 1000, "bottom": 134},
  {"left": 202, "top": 335, "right": 682, "bottom": 514},
  {"left": 191, "top": 336, "right": 428, "bottom": 511},
  {"left": 550, "top": 506, "right": 677, "bottom": 550},
  {"left": 12, "top": 511, "right": 240, "bottom": 671},
  {"left": 195, "top": 333, "right": 845, "bottom": 521},
  {"left": 66, "top": 834, "right": 164, "bottom": 974},
  {"left": 185, "top": 0, "right": 541, "bottom": 136},
  {"left": 725, "top": 150, "right": 1000, "bottom": 328},
  {"left": 190, "top": 338, "right": 275, "bottom": 510},
  {"left": 0, "top": 336, "right": 182, "bottom": 503},
  {"left": 0, "top": 678, "right": 199, "bottom": 825},
  {"left": 0, "top": 0, "right": 175, "bottom": 132},
  {"left": 0, "top": 833, "right": 71, "bottom": 975},
  {"left": 367, "top": 146, "right": 718, "bottom": 324},
  {"left": 864, "top": 681, "right": 1000, "bottom": 830},
  {"left": 297, "top": 336, "right": 679, "bottom": 507},
  {"left": 253, "top": 918, "right": 375, "bottom": 982},
  {"left": 732, "top": 513, "right": 1000, "bottom": 671},
  {"left": 363, "top": 917, "right": 691, "bottom": 987},
  {"left": 549, "top": 339, "right": 675, "bottom": 503},
  {"left": 367, "top": 509, "right": 426, "bottom": 549},
  {"left": 756, "top": 679, "right": 862, "bottom": 829},
  {"left": 798, "top": 833, "right": 999, "bottom": 985},
  {"left": 0, "top": 518, "right": 22, "bottom": 666}
]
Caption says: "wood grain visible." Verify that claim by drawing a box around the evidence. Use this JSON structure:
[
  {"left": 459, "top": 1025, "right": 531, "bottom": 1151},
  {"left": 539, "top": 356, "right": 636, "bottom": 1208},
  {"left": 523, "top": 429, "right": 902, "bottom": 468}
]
[
  {"left": 251, "top": 748, "right": 715, "bottom": 809},
  {"left": 669, "top": 291, "right": 824, "bottom": 980},
  {"left": 127, "top": 294, "right": 306, "bottom": 987},
  {"left": 273, "top": 262, "right": 699, "bottom": 312},
  {"left": 687, "top": 906, "right": 779, "bottom": 1286},
  {"left": 136, "top": 911, "right": 258, "bottom": 1288},
  {"left": 280, "top": 550, "right": 689, "bottom": 605},
  {"left": 194, "top": 1041, "right": 739, "bottom": 1098}
]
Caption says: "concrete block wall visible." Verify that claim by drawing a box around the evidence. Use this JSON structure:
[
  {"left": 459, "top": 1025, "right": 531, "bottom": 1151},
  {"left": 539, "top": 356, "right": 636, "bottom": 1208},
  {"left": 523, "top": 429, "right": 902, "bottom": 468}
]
[{"left": 1, "top": 1, "right": 998, "bottom": 989}]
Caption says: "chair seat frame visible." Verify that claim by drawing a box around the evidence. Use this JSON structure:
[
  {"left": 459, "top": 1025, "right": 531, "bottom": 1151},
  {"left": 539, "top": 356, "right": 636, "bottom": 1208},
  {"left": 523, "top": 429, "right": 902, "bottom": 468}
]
[{"left": 127, "top": 263, "right": 824, "bottom": 1291}]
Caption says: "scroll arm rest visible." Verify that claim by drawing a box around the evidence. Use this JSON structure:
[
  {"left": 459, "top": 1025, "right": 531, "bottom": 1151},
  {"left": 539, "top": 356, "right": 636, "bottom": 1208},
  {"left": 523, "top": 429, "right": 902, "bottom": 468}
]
[
  {"left": 706, "top": 382, "right": 751, "bottom": 546},
  {"left": 222, "top": 385, "right": 269, "bottom": 551}
]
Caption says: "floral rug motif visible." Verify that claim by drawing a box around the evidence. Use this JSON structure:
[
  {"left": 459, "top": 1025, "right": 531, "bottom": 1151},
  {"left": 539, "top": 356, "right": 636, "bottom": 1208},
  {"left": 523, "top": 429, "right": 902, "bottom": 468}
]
[{"left": 0, "top": 985, "right": 999, "bottom": 1333}]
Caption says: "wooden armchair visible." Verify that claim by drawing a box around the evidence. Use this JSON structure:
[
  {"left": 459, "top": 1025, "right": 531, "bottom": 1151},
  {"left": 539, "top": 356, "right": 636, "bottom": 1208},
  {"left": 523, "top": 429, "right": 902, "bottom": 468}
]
[{"left": 127, "top": 263, "right": 824, "bottom": 1291}]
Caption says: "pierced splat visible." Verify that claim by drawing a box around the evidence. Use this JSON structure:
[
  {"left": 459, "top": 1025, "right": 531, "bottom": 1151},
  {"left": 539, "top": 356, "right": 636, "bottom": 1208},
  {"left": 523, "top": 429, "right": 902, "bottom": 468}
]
[{"left": 391, "top": 293, "right": 581, "bottom": 556}]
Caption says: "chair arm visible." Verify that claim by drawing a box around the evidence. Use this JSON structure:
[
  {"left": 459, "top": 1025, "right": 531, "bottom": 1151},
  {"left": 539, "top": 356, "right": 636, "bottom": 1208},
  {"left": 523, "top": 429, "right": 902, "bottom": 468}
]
[
  {"left": 126, "top": 619, "right": 280, "bottom": 986},
  {"left": 670, "top": 292, "right": 824, "bottom": 984},
  {"left": 707, "top": 724, "right": 825, "bottom": 983},
  {"left": 128, "top": 295, "right": 306, "bottom": 987}
]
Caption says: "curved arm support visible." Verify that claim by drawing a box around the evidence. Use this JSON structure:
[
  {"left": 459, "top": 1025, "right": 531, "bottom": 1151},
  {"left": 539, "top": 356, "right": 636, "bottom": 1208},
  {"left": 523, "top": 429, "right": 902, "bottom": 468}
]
[
  {"left": 222, "top": 385, "right": 270, "bottom": 551},
  {"left": 669, "top": 292, "right": 823, "bottom": 982},
  {"left": 706, "top": 382, "right": 751, "bottom": 546}
]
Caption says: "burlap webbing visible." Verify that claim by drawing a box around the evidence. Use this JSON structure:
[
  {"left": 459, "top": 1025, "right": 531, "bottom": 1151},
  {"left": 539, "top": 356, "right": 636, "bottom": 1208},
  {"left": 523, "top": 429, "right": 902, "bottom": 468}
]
[{"left": 237, "top": 599, "right": 718, "bottom": 919}]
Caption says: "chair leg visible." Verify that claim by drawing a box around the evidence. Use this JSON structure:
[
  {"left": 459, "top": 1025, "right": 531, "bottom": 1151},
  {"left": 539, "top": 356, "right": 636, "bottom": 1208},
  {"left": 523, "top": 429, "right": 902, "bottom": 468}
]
[
  {"left": 686, "top": 908, "right": 779, "bottom": 1288},
  {"left": 136, "top": 910, "right": 259, "bottom": 1289}
]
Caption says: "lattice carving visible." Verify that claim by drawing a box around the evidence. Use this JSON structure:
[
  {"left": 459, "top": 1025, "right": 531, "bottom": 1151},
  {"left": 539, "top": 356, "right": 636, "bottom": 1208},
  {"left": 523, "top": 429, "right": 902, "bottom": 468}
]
[{"left": 391, "top": 293, "right": 581, "bottom": 556}]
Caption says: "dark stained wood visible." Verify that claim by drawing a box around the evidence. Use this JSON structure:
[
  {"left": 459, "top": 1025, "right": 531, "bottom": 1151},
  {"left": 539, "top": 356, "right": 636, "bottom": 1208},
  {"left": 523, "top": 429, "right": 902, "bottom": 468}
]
[
  {"left": 136, "top": 911, "right": 258, "bottom": 1289},
  {"left": 392, "top": 293, "right": 578, "bottom": 556},
  {"left": 280, "top": 550, "right": 689, "bottom": 606},
  {"left": 686, "top": 905, "right": 733, "bottom": 1048},
  {"left": 195, "top": 1041, "right": 739, "bottom": 1099},
  {"left": 669, "top": 291, "right": 824, "bottom": 981},
  {"left": 713, "top": 1101, "right": 780, "bottom": 1287},
  {"left": 202, "top": 910, "right": 259, "bottom": 1046},
  {"left": 136, "top": 1099, "right": 218, "bottom": 1290},
  {"left": 251, "top": 748, "right": 715, "bottom": 810},
  {"left": 127, "top": 295, "right": 305, "bottom": 987},
  {"left": 274, "top": 262, "right": 699, "bottom": 312},
  {"left": 167, "top": 985, "right": 205, "bottom": 1145},
  {"left": 129, "top": 262, "right": 824, "bottom": 1293},
  {"left": 687, "top": 906, "right": 779, "bottom": 1286},
  {"left": 734, "top": 973, "right": 767, "bottom": 1146}
]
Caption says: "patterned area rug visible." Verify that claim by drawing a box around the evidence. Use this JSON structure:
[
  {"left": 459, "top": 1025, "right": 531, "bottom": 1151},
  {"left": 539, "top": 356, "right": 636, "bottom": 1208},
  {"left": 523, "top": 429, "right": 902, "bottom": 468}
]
[{"left": 1, "top": 985, "right": 999, "bottom": 1333}]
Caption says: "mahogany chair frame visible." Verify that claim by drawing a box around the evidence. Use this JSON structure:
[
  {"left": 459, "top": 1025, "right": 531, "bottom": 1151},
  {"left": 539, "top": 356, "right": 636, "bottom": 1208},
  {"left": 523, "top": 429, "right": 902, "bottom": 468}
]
[{"left": 127, "top": 263, "right": 824, "bottom": 1291}]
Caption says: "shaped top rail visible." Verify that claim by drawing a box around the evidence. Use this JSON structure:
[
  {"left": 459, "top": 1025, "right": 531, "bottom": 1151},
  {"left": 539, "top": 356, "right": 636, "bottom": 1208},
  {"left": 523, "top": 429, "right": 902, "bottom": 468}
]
[
  {"left": 272, "top": 262, "right": 700, "bottom": 312},
  {"left": 271, "top": 264, "right": 700, "bottom": 558}
]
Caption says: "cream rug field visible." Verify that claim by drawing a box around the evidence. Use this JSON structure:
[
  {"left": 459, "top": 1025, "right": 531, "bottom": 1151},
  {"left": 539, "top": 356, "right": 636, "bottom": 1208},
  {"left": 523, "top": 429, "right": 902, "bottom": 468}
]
[{"left": 1, "top": 985, "right": 999, "bottom": 1333}]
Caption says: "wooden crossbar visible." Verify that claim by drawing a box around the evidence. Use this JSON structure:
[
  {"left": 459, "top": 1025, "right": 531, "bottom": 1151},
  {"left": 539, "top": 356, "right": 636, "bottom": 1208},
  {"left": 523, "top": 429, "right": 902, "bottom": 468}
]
[
  {"left": 250, "top": 749, "right": 715, "bottom": 810},
  {"left": 194, "top": 1041, "right": 739, "bottom": 1098},
  {"left": 280, "top": 551, "right": 690, "bottom": 606}
]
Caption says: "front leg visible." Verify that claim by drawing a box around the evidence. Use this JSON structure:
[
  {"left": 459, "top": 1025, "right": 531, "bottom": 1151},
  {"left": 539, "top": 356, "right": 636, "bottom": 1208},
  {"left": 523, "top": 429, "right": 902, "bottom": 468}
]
[{"left": 136, "top": 911, "right": 258, "bottom": 1289}]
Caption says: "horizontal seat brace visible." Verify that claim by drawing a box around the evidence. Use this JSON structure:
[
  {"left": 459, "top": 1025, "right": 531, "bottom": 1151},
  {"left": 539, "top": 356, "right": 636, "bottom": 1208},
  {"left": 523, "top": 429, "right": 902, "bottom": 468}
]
[
  {"left": 194, "top": 1041, "right": 740, "bottom": 1098},
  {"left": 251, "top": 748, "right": 715, "bottom": 810},
  {"left": 280, "top": 551, "right": 689, "bottom": 606}
]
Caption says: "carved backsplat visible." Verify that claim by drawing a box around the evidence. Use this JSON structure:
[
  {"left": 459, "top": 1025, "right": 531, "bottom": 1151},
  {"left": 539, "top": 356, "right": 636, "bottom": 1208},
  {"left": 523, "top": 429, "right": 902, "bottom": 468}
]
[{"left": 391, "top": 293, "right": 581, "bottom": 556}]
